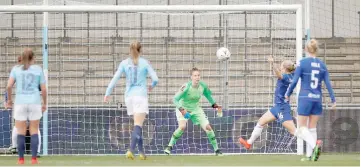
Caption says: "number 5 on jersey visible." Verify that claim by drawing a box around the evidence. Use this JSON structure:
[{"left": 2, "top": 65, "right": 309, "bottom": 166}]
[{"left": 310, "top": 70, "right": 319, "bottom": 89}]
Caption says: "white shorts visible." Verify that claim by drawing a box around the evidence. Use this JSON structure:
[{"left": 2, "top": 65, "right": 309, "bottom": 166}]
[
  {"left": 13, "top": 104, "right": 42, "bottom": 121},
  {"left": 125, "top": 96, "right": 149, "bottom": 116}
]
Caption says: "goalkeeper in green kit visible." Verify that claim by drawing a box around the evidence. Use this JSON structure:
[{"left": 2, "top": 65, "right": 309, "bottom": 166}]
[{"left": 164, "top": 67, "right": 223, "bottom": 156}]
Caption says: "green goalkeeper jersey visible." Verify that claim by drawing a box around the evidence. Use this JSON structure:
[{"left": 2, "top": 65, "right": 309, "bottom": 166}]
[{"left": 173, "top": 81, "right": 216, "bottom": 112}]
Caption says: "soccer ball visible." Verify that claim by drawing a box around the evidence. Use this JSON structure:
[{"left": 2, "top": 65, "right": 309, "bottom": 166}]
[{"left": 216, "top": 47, "right": 231, "bottom": 60}]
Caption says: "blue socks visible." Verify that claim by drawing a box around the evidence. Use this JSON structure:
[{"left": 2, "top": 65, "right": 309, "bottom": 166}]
[
  {"left": 31, "top": 134, "right": 39, "bottom": 158},
  {"left": 17, "top": 135, "right": 25, "bottom": 158},
  {"left": 129, "top": 125, "right": 143, "bottom": 153},
  {"left": 135, "top": 126, "right": 144, "bottom": 154}
]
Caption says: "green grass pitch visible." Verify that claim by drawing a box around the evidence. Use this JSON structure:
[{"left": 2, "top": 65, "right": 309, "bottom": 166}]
[{"left": 0, "top": 153, "right": 359, "bottom": 166}]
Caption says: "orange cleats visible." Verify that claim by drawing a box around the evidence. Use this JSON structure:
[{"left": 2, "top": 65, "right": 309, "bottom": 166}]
[
  {"left": 31, "top": 158, "right": 39, "bottom": 165},
  {"left": 17, "top": 158, "right": 24, "bottom": 165},
  {"left": 239, "top": 137, "right": 251, "bottom": 150}
]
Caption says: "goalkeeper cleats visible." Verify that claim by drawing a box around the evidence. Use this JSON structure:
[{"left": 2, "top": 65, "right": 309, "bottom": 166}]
[
  {"left": 139, "top": 153, "right": 147, "bottom": 160},
  {"left": 238, "top": 137, "right": 251, "bottom": 150},
  {"left": 8, "top": 146, "right": 17, "bottom": 154},
  {"left": 215, "top": 149, "right": 223, "bottom": 156},
  {"left": 311, "top": 140, "right": 323, "bottom": 161},
  {"left": 125, "top": 150, "right": 135, "bottom": 160},
  {"left": 164, "top": 146, "right": 172, "bottom": 155},
  {"left": 300, "top": 157, "right": 311, "bottom": 162}
]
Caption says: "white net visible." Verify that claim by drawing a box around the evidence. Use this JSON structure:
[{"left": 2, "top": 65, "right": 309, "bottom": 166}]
[{"left": 0, "top": 4, "right": 301, "bottom": 155}]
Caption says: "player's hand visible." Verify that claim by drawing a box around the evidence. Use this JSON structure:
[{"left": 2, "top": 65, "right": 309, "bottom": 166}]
[
  {"left": 212, "top": 104, "right": 223, "bottom": 117},
  {"left": 42, "top": 104, "right": 47, "bottom": 112},
  {"left": 148, "top": 86, "right": 153, "bottom": 92},
  {"left": 5, "top": 100, "right": 12, "bottom": 109},
  {"left": 285, "top": 96, "right": 289, "bottom": 101},
  {"left": 104, "top": 96, "right": 110, "bottom": 103},
  {"left": 331, "top": 102, "right": 336, "bottom": 111},
  {"left": 268, "top": 55, "right": 274, "bottom": 64},
  {"left": 179, "top": 108, "right": 190, "bottom": 119}
]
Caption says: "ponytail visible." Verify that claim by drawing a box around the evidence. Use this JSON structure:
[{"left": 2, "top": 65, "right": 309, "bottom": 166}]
[
  {"left": 130, "top": 41, "right": 142, "bottom": 65},
  {"left": 22, "top": 48, "right": 34, "bottom": 70}
]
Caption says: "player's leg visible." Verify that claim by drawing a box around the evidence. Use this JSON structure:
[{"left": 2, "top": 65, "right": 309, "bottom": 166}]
[
  {"left": 124, "top": 97, "right": 136, "bottom": 159},
  {"left": 127, "top": 96, "right": 148, "bottom": 160},
  {"left": 196, "top": 110, "right": 221, "bottom": 156},
  {"left": 308, "top": 102, "right": 323, "bottom": 161},
  {"left": 13, "top": 105, "right": 27, "bottom": 164},
  {"left": 239, "top": 108, "right": 277, "bottom": 150},
  {"left": 296, "top": 101, "right": 318, "bottom": 161},
  {"left": 132, "top": 112, "right": 146, "bottom": 159},
  {"left": 28, "top": 104, "right": 42, "bottom": 164},
  {"left": 165, "top": 109, "right": 188, "bottom": 155}
]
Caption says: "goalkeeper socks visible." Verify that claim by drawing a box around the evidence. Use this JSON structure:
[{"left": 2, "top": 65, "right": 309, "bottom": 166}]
[
  {"left": 206, "top": 130, "right": 219, "bottom": 151},
  {"left": 38, "top": 129, "right": 41, "bottom": 153},
  {"left": 31, "top": 134, "right": 39, "bottom": 158},
  {"left": 247, "top": 123, "right": 263, "bottom": 144},
  {"left": 306, "top": 128, "right": 317, "bottom": 157},
  {"left": 17, "top": 135, "right": 25, "bottom": 158},
  {"left": 168, "top": 128, "right": 184, "bottom": 147},
  {"left": 297, "top": 127, "right": 316, "bottom": 149},
  {"left": 134, "top": 126, "right": 144, "bottom": 154},
  {"left": 12, "top": 126, "right": 17, "bottom": 148}
]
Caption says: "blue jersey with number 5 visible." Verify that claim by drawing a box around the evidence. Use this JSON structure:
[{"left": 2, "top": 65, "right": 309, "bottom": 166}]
[
  {"left": 9, "top": 65, "right": 46, "bottom": 105},
  {"left": 105, "top": 57, "right": 158, "bottom": 98},
  {"left": 286, "top": 57, "right": 335, "bottom": 103}
]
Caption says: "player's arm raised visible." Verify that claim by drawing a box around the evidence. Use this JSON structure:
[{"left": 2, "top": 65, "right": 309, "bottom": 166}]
[{"left": 268, "top": 55, "right": 282, "bottom": 80}]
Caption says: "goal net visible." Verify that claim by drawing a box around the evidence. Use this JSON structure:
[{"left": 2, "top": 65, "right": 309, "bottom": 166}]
[{"left": 0, "top": 4, "right": 302, "bottom": 155}]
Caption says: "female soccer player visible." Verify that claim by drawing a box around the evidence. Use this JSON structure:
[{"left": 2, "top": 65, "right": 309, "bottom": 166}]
[
  {"left": 286, "top": 39, "right": 336, "bottom": 161},
  {"left": 6, "top": 48, "right": 47, "bottom": 164},
  {"left": 104, "top": 41, "right": 158, "bottom": 160},
  {"left": 7, "top": 56, "right": 42, "bottom": 157},
  {"left": 164, "top": 67, "right": 223, "bottom": 156},
  {"left": 239, "top": 55, "right": 322, "bottom": 161}
]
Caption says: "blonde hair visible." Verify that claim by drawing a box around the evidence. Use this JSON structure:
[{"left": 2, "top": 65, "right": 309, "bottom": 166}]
[
  {"left": 190, "top": 67, "right": 200, "bottom": 75},
  {"left": 130, "top": 41, "right": 142, "bottom": 65},
  {"left": 21, "top": 48, "right": 34, "bottom": 70},
  {"left": 283, "top": 60, "right": 296, "bottom": 73},
  {"left": 306, "top": 39, "right": 318, "bottom": 54}
]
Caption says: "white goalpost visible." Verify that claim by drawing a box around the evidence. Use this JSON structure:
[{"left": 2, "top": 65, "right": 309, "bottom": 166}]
[{"left": 0, "top": 4, "right": 303, "bottom": 155}]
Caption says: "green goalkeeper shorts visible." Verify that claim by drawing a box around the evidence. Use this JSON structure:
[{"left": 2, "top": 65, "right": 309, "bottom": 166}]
[{"left": 176, "top": 107, "right": 210, "bottom": 129}]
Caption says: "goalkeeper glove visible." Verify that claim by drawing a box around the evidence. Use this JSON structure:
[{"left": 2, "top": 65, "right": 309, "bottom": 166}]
[
  {"left": 179, "top": 108, "right": 191, "bottom": 119},
  {"left": 212, "top": 103, "right": 223, "bottom": 117}
]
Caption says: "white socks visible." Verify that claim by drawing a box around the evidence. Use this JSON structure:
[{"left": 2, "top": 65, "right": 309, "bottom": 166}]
[
  {"left": 306, "top": 128, "right": 317, "bottom": 157},
  {"left": 296, "top": 127, "right": 316, "bottom": 149},
  {"left": 12, "top": 126, "right": 17, "bottom": 148},
  {"left": 247, "top": 124, "right": 264, "bottom": 144}
]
